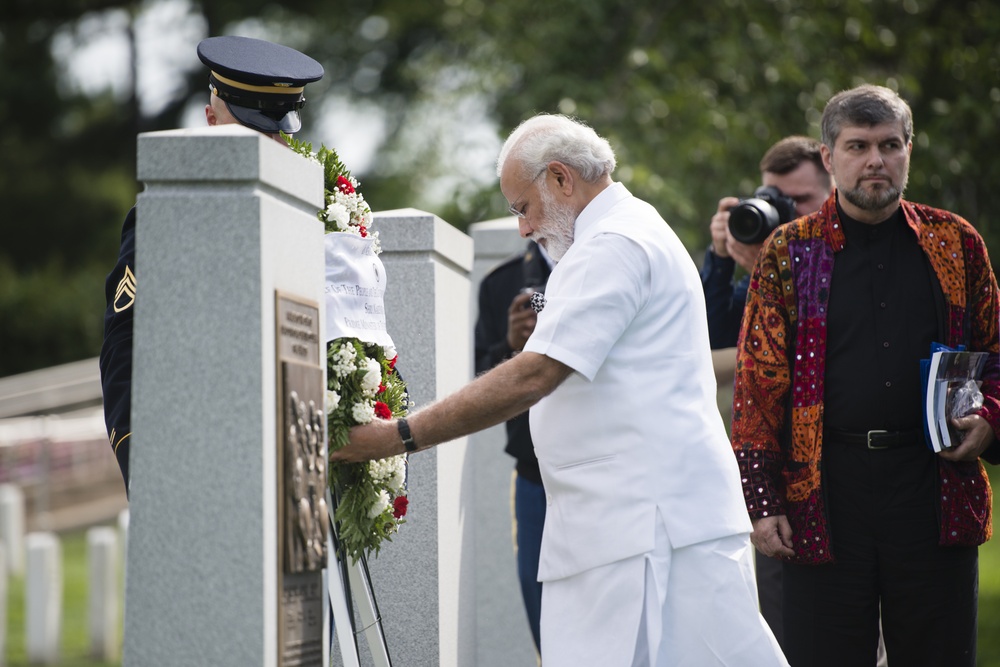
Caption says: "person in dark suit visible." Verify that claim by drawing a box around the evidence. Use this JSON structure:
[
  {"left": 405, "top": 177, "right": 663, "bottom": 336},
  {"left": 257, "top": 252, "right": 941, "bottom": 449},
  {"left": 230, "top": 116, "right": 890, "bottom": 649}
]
[
  {"left": 100, "top": 36, "right": 323, "bottom": 492},
  {"left": 474, "top": 239, "right": 552, "bottom": 652}
]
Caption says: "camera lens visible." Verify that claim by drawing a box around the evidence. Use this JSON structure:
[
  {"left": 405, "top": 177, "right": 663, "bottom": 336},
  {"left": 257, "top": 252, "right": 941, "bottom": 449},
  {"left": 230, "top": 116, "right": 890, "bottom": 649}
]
[{"left": 729, "top": 198, "right": 781, "bottom": 245}]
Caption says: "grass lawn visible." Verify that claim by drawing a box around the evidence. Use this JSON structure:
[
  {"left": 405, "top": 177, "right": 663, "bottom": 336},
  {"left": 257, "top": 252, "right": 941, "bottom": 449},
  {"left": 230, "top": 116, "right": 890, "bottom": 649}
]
[
  {"left": 976, "top": 466, "right": 1000, "bottom": 667},
  {"left": 6, "top": 489, "right": 1000, "bottom": 665},
  {"left": 980, "top": 534, "right": 1000, "bottom": 667}
]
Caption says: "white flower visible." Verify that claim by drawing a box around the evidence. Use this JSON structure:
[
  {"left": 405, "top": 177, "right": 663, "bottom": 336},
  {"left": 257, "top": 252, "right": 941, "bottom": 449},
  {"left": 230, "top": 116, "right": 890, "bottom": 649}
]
[
  {"left": 361, "top": 358, "right": 382, "bottom": 395},
  {"left": 368, "top": 455, "right": 406, "bottom": 491},
  {"left": 331, "top": 344, "right": 357, "bottom": 377},
  {"left": 368, "top": 458, "right": 389, "bottom": 483},
  {"left": 352, "top": 401, "right": 375, "bottom": 424},
  {"left": 325, "top": 389, "right": 341, "bottom": 415},
  {"left": 325, "top": 202, "right": 350, "bottom": 230},
  {"left": 386, "top": 456, "right": 406, "bottom": 492},
  {"left": 368, "top": 489, "right": 390, "bottom": 519},
  {"left": 382, "top": 343, "right": 396, "bottom": 361}
]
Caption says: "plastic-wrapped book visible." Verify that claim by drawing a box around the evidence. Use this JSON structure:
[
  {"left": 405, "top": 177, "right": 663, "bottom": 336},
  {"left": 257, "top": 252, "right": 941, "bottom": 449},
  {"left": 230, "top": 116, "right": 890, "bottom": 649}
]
[{"left": 921, "top": 343, "right": 988, "bottom": 452}]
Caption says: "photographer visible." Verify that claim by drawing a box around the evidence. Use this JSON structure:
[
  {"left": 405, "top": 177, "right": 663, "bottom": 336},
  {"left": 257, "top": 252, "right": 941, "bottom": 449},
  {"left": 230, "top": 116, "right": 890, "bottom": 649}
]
[{"left": 701, "top": 136, "right": 833, "bottom": 350}]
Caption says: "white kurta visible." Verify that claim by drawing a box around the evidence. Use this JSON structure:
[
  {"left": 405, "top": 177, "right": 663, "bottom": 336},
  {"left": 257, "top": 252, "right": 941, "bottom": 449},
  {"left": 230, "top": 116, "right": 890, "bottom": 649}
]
[
  {"left": 523, "top": 183, "right": 786, "bottom": 666},
  {"left": 524, "top": 182, "right": 752, "bottom": 581}
]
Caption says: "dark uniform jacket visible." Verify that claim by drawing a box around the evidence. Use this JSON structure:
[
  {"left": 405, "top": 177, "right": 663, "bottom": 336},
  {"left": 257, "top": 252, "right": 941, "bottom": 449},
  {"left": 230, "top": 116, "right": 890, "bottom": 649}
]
[{"left": 100, "top": 207, "right": 136, "bottom": 491}]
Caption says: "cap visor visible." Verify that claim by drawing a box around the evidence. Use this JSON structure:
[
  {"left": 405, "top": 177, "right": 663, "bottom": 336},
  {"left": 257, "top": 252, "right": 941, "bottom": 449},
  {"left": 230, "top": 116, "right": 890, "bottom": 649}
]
[{"left": 227, "top": 104, "right": 302, "bottom": 135}]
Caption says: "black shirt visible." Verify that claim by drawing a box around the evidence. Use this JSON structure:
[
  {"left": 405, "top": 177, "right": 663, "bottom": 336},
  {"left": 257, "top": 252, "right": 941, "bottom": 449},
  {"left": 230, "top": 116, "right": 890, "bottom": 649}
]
[{"left": 823, "top": 203, "right": 940, "bottom": 432}]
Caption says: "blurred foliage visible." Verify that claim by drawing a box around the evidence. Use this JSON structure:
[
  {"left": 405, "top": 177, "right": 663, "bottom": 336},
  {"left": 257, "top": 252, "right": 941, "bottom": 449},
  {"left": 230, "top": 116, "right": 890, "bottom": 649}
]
[{"left": 1, "top": 0, "right": 999, "bottom": 375}]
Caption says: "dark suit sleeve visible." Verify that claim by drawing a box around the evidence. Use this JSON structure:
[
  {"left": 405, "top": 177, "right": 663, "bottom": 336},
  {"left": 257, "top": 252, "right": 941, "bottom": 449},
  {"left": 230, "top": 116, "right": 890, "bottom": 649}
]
[
  {"left": 475, "top": 248, "right": 547, "bottom": 480},
  {"left": 474, "top": 273, "right": 515, "bottom": 376},
  {"left": 99, "top": 207, "right": 136, "bottom": 492},
  {"left": 700, "top": 246, "right": 747, "bottom": 350}
]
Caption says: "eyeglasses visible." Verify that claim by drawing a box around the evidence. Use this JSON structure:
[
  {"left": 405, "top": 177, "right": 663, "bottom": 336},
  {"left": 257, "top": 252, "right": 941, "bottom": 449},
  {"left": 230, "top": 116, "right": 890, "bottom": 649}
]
[{"left": 507, "top": 170, "right": 545, "bottom": 218}]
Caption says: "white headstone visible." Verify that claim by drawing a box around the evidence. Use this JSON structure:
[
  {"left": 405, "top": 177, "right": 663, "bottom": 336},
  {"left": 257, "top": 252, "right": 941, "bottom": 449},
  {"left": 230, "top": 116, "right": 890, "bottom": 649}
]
[
  {"left": 25, "top": 532, "right": 61, "bottom": 665},
  {"left": 0, "top": 484, "right": 24, "bottom": 576},
  {"left": 0, "top": 542, "right": 6, "bottom": 666},
  {"left": 88, "top": 527, "right": 119, "bottom": 660},
  {"left": 117, "top": 508, "right": 129, "bottom": 582}
]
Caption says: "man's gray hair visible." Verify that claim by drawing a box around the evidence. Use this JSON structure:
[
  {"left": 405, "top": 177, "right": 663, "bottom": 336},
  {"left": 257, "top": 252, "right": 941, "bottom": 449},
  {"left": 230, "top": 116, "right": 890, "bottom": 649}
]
[
  {"left": 496, "top": 114, "right": 617, "bottom": 183},
  {"left": 821, "top": 84, "right": 913, "bottom": 149}
]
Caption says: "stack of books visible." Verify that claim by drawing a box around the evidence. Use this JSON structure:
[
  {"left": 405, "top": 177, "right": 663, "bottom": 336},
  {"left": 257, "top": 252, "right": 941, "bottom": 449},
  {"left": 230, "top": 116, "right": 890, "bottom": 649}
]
[{"left": 921, "top": 343, "right": 987, "bottom": 452}]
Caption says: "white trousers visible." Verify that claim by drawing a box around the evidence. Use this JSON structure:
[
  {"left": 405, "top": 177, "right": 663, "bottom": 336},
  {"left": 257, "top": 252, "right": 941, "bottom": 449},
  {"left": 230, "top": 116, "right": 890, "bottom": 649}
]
[{"left": 540, "top": 517, "right": 789, "bottom": 667}]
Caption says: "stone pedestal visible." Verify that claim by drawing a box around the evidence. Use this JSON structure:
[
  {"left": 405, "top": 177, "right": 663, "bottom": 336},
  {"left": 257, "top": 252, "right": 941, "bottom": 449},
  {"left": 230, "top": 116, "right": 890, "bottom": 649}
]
[
  {"left": 337, "top": 208, "right": 474, "bottom": 667},
  {"left": 122, "top": 125, "right": 326, "bottom": 667},
  {"left": 467, "top": 218, "right": 540, "bottom": 667}
]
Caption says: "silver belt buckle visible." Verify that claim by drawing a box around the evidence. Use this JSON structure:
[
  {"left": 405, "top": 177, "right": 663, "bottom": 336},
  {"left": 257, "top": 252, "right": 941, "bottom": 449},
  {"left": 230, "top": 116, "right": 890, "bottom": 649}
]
[{"left": 867, "top": 429, "right": 890, "bottom": 450}]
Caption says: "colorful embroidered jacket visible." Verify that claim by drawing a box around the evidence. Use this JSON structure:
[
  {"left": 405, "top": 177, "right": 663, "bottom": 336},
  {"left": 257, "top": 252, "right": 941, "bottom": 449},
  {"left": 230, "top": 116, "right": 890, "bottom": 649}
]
[{"left": 731, "top": 193, "right": 1000, "bottom": 565}]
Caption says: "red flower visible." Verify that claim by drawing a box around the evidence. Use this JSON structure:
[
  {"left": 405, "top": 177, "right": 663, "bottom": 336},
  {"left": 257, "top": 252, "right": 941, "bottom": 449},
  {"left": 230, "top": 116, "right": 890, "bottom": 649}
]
[
  {"left": 392, "top": 496, "right": 408, "bottom": 518},
  {"left": 374, "top": 401, "right": 392, "bottom": 420},
  {"left": 378, "top": 383, "right": 387, "bottom": 395},
  {"left": 336, "top": 175, "right": 355, "bottom": 194},
  {"left": 359, "top": 225, "right": 368, "bottom": 238},
  {"left": 388, "top": 355, "right": 398, "bottom": 369}
]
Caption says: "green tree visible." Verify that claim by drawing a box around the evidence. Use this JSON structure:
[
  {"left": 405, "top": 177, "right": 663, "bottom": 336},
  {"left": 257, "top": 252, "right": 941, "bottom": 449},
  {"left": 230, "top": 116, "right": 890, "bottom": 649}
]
[
  {"left": 459, "top": 0, "right": 1000, "bottom": 254},
  {"left": 2, "top": 0, "right": 999, "bottom": 376},
  {"left": 1, "top": 3, "right": 139, "bottom": 375}
]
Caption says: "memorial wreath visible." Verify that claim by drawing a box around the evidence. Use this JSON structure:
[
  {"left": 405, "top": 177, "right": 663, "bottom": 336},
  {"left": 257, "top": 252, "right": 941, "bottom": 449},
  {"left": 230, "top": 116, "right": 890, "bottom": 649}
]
[{"left": 286, "top": 134, "right": 410, "bottom": 564}]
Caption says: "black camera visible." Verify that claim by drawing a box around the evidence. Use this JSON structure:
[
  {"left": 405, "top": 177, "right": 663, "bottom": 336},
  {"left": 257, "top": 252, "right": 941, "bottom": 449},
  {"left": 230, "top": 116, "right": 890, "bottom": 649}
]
[{"left": 727, "top": 185, "right": 797, "bottom": 245}]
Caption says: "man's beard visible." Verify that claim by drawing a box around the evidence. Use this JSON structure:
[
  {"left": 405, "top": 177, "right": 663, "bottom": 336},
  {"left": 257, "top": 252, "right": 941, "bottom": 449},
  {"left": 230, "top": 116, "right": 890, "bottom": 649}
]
[
  {"left": 537, "top": 186, "right": 576, "bottom": 261},
  {"left": 841, "top": 172, "right": 908, "bottom": 212}
]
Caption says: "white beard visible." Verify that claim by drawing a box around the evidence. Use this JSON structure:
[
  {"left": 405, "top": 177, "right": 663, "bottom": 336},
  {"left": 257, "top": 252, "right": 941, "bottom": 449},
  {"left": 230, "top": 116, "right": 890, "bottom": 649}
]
[{"left": 537, "top": 187, "right": 577, "bottom": 262}]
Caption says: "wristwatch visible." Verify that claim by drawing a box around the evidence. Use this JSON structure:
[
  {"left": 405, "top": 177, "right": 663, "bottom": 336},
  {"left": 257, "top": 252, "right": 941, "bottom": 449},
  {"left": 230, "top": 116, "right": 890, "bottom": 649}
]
[{"left": 397, "top": 418, "right": 417, "bottom": 452}]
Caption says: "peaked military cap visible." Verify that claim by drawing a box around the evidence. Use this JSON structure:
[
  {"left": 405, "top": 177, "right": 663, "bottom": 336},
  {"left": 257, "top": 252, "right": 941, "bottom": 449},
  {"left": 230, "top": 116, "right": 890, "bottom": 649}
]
[{"left": 197, "top": 35, "right": 324, "bottom": 135}]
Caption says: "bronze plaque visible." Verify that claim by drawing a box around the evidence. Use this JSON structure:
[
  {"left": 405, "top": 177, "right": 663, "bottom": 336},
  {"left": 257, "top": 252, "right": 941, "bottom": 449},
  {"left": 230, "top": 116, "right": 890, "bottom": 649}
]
[
  {"left": 280, "top": 572, "right": 325, "bottom": 665},
  {"left": 275, "top": 292, "right": 326, "bottom": 667},
  {"left": 277, "top": 294, "right": 321, "bottom": 366}
]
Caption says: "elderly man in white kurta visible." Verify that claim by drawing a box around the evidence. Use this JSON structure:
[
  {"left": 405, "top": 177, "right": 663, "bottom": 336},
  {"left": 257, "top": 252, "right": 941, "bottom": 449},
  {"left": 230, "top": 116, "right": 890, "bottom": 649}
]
[{"left": 332, "top": 114, "right": 787, "bottom": 667}]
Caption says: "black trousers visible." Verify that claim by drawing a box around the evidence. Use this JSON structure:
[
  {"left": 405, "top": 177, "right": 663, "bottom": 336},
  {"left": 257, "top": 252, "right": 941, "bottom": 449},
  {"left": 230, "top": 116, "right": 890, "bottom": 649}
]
[
  {"left": 756, "top": 549, "right": 784, "bottom": 649},
  {"left": 782, "top": 439, "right": 978, "bottom": 667}
]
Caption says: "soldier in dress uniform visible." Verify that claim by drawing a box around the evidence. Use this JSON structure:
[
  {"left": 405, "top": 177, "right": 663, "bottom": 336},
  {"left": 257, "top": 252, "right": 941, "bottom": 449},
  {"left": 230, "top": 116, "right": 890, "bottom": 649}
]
[{"left": 100, "top": 36, "right": 324, "bottom": 493}]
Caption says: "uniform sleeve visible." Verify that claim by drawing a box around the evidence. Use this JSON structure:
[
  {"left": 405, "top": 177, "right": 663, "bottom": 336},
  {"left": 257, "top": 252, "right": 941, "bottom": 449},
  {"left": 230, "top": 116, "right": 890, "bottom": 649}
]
[
  {"left": 474, "top": 266, "right": 517, "bottom": 376},
  {"left": 99, "top": 207, "right": 136, "bottom": 491},
  {"left": 700, "top": 246, "right": 744, "bottom": 349}
]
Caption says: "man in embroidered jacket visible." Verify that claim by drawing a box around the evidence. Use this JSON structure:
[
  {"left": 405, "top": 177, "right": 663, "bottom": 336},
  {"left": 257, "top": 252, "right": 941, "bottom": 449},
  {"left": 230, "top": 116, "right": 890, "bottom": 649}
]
[{"left": 732, "top": 84, "right": 1000, "bottom": 667}]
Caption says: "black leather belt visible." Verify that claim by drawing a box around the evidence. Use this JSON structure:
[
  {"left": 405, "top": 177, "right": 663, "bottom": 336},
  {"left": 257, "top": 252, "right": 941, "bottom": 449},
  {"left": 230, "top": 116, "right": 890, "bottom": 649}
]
[{"left": 824, "top": 428, "right": 922, "bottom": 450}]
